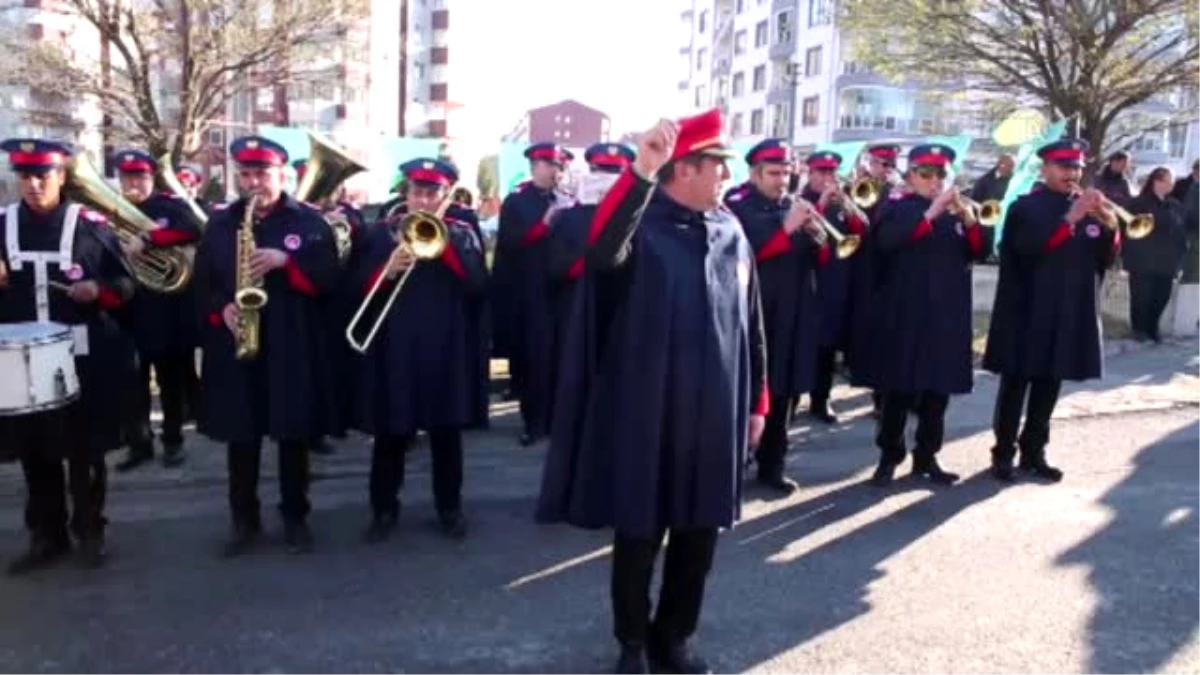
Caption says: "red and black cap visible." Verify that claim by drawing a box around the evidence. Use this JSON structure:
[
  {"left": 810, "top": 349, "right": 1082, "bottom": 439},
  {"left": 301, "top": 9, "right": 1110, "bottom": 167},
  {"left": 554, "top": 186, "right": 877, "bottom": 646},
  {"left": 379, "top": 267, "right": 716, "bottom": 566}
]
[
  {"left": 908, "top": 143, "right": 956, "bottom": 168},
  {"left": 584, "top": 142, "right": 635, "bottom": 172},
  {"left": 1, "top": 138, "right": 73, "bottom": 172},
  {"left": 671, "top": 108, "right": 737, "bottom": 162},
  {"left": 866, "top": 144, "right": 901, "bottom": 163},
  {"left": 400, "top": 157, "right": 459, "bottom": 187},
  {"left": 806, "top": 150, "right": 843, "bottom": 171},
  {"left": 744, "top": 138, "right": 793, "bottom": 166},
  {"left": 292, "top": 159, "right": 308, "bottom": 179},
  {"left": 114, "top": 149, "right": 157, "bottom": 174},
  {"left": 1038, "top": 139, "right": 1089, "bottom": 167},
  {"left": 230, "top": 136, "right": 289, "bottom": 167},
  {"left": 524, "top": 142, "right": 573, "bottom": 168},
  {"left": 176, "top": 164, "right": 203, "bottom": 187}
]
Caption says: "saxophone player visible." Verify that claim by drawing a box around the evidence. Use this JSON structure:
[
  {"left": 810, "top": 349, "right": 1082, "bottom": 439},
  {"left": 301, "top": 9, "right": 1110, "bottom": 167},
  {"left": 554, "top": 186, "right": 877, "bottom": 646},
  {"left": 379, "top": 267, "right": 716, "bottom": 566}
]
[
  {"left": 194, "top": 136, "right": 340, "bottom": 556},
  {"left": 113, "top": 150, "right": 203, "bottom": 471}
]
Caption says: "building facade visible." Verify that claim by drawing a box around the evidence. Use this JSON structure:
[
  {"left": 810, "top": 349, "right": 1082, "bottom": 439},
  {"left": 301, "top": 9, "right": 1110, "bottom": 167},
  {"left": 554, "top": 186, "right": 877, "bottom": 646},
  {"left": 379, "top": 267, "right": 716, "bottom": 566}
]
[{"left": 503, "top": 100, "right": 611, "bottom": 146}]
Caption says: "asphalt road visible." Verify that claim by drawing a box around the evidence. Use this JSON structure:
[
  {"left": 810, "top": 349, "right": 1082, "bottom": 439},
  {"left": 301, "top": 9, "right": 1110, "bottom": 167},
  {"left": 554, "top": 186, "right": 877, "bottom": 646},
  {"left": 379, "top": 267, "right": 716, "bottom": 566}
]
[{"left": 0, "top": 344, "right": 1195, "bottom": 674}]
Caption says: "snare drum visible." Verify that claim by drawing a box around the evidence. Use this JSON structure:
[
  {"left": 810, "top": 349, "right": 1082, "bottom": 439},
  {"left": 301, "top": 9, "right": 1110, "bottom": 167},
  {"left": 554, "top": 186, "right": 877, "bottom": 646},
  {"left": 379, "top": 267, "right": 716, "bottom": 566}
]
[{"left": 0, "top": 322, "right": 81, "bottom": 416}]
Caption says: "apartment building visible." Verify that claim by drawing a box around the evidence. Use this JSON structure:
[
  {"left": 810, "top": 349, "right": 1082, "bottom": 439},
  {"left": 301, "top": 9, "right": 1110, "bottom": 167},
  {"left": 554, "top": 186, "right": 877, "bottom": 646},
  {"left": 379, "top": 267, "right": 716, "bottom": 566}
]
[
  {"left": 679, "top": 0, "right": 1196, "bottom": 176},
  {"left": 0, "top": 2, "right": 104, "bottom": 201},
  {"left": 502, "top": 100, "right": 612, "bottom": 146}
]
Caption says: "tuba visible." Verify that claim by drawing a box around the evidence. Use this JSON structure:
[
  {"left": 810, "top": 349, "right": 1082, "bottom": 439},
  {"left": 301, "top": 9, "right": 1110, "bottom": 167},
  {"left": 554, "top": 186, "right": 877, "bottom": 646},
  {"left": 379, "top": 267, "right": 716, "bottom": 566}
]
[
  {"left": 63, "top": 152, "right": 194, "bottom": 293},
  {"left": 295, "top": 131, "right": 366, "bottom": 264},
  {"left": 234, "top": 194, "right": 268, "bottom": 360},
  {"left": 155, "top": 152, "right": 209, "bottom": 234},
  {"left": 345, "top": 194, "right": 451, "bottom": 354}
]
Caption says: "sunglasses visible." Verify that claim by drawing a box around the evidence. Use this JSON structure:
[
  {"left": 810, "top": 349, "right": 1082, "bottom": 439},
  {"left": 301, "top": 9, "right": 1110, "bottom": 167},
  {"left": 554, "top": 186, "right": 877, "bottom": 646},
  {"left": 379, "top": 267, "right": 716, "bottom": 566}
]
[
  {"left": 871, "top": 158, "right": 896, "bottom": 169},
  {"left": 913, "top": 167, "right": 947, "bottom": 180}
]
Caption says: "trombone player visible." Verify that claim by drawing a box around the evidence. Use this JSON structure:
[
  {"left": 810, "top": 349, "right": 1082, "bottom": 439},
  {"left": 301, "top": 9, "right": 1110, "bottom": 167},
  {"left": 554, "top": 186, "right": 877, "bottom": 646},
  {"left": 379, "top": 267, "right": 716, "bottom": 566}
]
[
  {"left": 350, "top": 158, "right": 488, "bottom": 542},
  {"left": 194, "top": 136, "right": 340, "bottom": 556},
  {"left": 983, "top": 139, "right": 1121, "bottom": 483},
  {"left": 725, "top": 138, "right": 829, "bottom": 495},
  {"left": 867, "top": 143, "right": 994, "bottom": 487},
  {"left": 113, "top": 150, "right": 202, "bottom": 471}
]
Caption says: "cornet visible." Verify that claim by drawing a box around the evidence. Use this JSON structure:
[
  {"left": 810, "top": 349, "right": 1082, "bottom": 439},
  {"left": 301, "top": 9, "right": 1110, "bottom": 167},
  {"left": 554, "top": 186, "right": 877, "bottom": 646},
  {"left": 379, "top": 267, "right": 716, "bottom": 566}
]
[
  {"left": 799, "top": 200, "right": 860, "bottom": 259},
  {"left": 952, "top": 194, "right": 1003, "bottom": 227}
]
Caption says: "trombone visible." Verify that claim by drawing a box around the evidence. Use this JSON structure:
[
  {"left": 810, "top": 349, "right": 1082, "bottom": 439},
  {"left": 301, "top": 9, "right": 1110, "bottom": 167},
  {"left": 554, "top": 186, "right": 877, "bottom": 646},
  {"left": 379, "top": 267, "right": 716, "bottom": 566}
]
[{"left": 345, "top": 194, "right": 452, "bottom": 354}]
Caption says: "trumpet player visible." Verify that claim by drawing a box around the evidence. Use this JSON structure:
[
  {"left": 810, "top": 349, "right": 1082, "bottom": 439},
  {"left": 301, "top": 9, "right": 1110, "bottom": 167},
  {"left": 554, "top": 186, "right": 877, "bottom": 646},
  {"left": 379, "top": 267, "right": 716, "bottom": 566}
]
[
  {"left": 983, "top": 139, "right": 1120, "bottom": 483},
  {"left": 194, "top": 136, "right": 340, "bottom": 556},
  {"left": 725, "top": 138, "right": 829, "bottom": 495},
  {"left": 802, "top": 150, "right": 866, "bottom": 425},
  {"left": 868, "top": 143, "right": 993, "bottom": 488},
  {"left": 0, "top": 139, "right": 137, "bottom": 572},
  {"left": 352, "top": 158, "right": 488, "bottom": 542},
  {"left": 114, "top": 150, "right": 203, "bottom": 471}
]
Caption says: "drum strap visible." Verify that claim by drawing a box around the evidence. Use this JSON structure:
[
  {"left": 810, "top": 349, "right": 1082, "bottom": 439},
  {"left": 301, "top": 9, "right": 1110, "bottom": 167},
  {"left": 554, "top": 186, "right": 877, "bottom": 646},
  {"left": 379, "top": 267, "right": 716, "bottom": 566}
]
[{"left": 4, "top": 203, "right": 81, "bottom": 322}]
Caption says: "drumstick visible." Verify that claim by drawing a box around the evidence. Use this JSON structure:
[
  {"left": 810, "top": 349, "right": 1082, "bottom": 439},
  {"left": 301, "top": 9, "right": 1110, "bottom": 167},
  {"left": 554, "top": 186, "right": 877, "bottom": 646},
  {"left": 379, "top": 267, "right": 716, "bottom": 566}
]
[{"left": 48, "top": 280, "right": 72, "bottom": 293}]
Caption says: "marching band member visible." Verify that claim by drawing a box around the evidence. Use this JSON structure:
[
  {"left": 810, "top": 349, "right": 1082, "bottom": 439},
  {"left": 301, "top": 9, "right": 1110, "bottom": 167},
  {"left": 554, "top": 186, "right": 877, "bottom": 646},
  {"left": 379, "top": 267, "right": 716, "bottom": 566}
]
[
  {"left": 546, "top": 142, "right": 635, "bottom": 391},
  {"left": 0, "top": 139, "right": 136, "bottom": 572},
  {"left": 983, "top": 139, "right": 1119, "bottom": 483},
  {"left": 352, "top": 158, "right": 488, "bottom": 541},
  {"left": 803, "top": 150, "right": 866, "bottom": 425},
  {"left": 724, "top": 139, "right": 826, "bottom": 495},
  {"left": 176, "top": 164, "right": 209, "bottom": 210},
  {"left": 538, "top": 111, "right": 767, "bottom": 674},
  {"left": 173, "top": 162, "right": 207, "bottom": 421},
  {"left": 113, "top": 150, "right": 202, "bottom": 471},
  {"left": 867, "top": 143, "right": 994, "bottom": 487},
  {"left": 490, "top": 142, "right": 572, "bottom": 445},
  {"left": 194, "top": 136, "right": 340, "bottom": 556},
  {"left": 848, "top": 143, "right": 901, "bottom": 417}
]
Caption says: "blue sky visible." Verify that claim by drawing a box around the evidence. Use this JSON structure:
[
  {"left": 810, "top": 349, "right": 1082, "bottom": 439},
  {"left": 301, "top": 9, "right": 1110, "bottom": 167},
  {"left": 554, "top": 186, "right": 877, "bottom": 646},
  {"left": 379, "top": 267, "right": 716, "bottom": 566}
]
[{"left": 451, "top": 0, "right": 685, "bottom": 143}]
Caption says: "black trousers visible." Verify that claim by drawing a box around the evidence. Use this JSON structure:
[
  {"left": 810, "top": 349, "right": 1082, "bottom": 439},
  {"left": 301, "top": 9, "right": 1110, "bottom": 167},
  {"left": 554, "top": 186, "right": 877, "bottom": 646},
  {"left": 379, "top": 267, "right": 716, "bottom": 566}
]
[
  {"left": 12, "top": 405, "right": 106, "bottom": 540},
  {"left": 369, "top": 428, "right": 463, "bottom": 517},
  {"left": 612, "top": 527, "right": 719, "bottom": 647},
  {"left": 811, "top": 345, "right": 839, "bottom": 408},
  {"left": 992, "top": 376, "right": 1062, "bottom": 460},
  {"left": 1128, "top": 273, "right": 1174, "bottom": 340},
  {"left": 876, "top": 391, "right": 950, "bottom": 464},
  {"left": 132, "top": 353, "right": 190, "bottom": 446},
  {"left": 227, "top": 440, "right": 310, "bottom": 525},
  {"left": 756, "top": 395, "right": 793, "bottom": 478}
]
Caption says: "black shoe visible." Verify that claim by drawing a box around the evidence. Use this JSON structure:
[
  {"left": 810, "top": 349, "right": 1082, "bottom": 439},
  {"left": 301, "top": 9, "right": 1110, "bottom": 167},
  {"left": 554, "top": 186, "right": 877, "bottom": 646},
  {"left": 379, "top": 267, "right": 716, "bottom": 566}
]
[
  {"left": 615, "top": 645, "right": 649, "bottom": 674},
  {"left": 648, "top": 639, "right": 711, "bottom": 674},
  {"left": 755, "top": 474, "right": 798, "bottom": 495},
  {"left": 1019, "top": 457, "right": 1064, "bottom": 482},
  {"left": 912, "top": 457, "right": 959, "bottom": 485},
  {"left": 809, "top": 404, "right": 838, "bottom": 425},
  {"left": 364, "top": 511, "right": 397, "bottom": 544},
  {"left": 6, "top": 535, "right": 71, "bottom": 576},
  {"left": 161, "top": 442, "right": 185, "bottom": 468},
  {"left": 518, "top": 432, "right": 543, "bottom": 447},
  {"left": 438, "top": 510, "right": 468, "bottom": 539},
  {"left": 77, "top": 533, "right": 107, "bottom": 569},
  {"left": 116, "top": 443, "right": 154, "bottom": 473},
  {"left": 221, "top": 521, "right": 261, "bottom": 558},
  {"left": 284, "top": 520, "right": 314, "bottom": 554},
  {"left": 870, "top": 460, "right": 897, "bottom": 487}
]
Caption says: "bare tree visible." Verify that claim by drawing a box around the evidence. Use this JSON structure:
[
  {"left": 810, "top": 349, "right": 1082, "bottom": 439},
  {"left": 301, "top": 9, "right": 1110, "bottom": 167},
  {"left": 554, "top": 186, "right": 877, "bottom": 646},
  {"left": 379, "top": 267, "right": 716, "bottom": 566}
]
[
  {"left": 0, "top": 0, "right": 368, "bottom": 163},
  {"left": 840, "top": 0, "right": 1199, "bottom": 169}
]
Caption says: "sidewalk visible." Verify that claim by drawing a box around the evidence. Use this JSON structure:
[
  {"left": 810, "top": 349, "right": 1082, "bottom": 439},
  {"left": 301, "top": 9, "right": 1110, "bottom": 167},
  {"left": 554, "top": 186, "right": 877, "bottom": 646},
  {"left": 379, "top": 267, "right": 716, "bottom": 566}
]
[{"left": 0, "top": 338, "right": 1194, "bottom": 495}]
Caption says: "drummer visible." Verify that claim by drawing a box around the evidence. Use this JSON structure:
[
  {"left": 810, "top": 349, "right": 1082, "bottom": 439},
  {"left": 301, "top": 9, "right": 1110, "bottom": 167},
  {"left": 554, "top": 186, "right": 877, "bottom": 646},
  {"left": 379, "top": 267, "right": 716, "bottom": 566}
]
[{"left": 0, "top": 139, "right": 137, "bottom": 573}]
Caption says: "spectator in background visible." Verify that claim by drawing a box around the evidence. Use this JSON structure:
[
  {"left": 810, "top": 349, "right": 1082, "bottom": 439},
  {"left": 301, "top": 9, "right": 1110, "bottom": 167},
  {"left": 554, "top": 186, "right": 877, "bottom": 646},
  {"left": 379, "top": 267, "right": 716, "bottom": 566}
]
[
  {"left": 1183, "top": 180, "right": 1199, "bottom": 283},
  {"left": 1171, "top": 160, "right": 1198, "bottom": 201},
  {"left": 970, "top": 153, "right": 1015, "bottom": 203},
  {"left": 1123, "top": 167, "right": 1189, "bottom": 343},
  {"left": 1094, "top": 150, "right": 1134, "bottom": 206}
]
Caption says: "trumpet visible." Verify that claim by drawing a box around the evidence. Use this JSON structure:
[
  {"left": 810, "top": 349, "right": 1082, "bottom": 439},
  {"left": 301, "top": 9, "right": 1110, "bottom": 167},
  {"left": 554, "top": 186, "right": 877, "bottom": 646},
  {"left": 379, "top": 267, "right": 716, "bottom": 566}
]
[
  {"left": 831, "top": 176, "right": 879, "bottom": 224},
  {"left": 234, "top": 194, "right": 268, "bottom": 360},
  {"left": 952, "top": 195, "right": 1003, "bottom": 227},
  {"left": 1096, "top": 194, "right": 1154, "bottom": 239},
  {"left": 345, "top": 194, "right": 451, "bottom": 354},
  {"left": 802, "top": 202, "right": 861, "bottom": 259}
]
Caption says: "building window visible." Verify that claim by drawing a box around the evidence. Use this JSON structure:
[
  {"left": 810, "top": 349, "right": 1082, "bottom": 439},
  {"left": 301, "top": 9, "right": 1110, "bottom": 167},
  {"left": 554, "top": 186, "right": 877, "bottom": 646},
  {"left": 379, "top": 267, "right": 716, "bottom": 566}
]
[
  {"left": 805, "top": 46, "right": 822, "bottom": 77},
  {"left": 698, "top": 10, "right": 708, "bottom": 32},
  {"left": 752, "top": 65, "right": 766, "bottom": 91},
  {"left": 736, "top": 0, "right": 745, "bottom": 12},
  {"left": 732, "top": 112, "right": 745, "bottom": 136},
  {"left": 809, "top": 0, "right": 833, "bottom": 27},
  {"left": 754, "top": 20, "right": 768, "bottom": 47},
  {"left": 750, "top": 109, "right": 765, "bottom": 135},
  {"left": 802, "top": 96, "right": 820, "bottom": 126},
  {"left": 772, "top": 103, "right": 791, "bottom": 137},
  {"left": 734, "top": 30, "right": 747, "bottom": 55},
  {"left": 207, "top": 128, "right": 224, "bottom": 146},
  {"left": 564, "top": 115, "right": 571, "bottom": 123},
  {"left": 732, "top": 72, "right": 746, "bottom": 97},
  {"left": 695, "top": 84, "right": 707, "bottom": 108},
  {"left": 775, "top": 10, "right": 792, "bottom": 43},
  {"left": 1168, "top": 123, "right": 1188, "bottom": 158},
  {"left": 696, "top": 48, "right": 707, "bottom": 71}
]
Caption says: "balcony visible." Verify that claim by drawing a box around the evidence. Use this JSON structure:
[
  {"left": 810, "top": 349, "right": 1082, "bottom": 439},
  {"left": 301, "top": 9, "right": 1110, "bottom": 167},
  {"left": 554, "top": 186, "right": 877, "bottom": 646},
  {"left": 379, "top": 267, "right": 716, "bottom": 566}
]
[
  {"left": 768, "top": 28, "right": 796, "bottom": 60},
  {"left": 714, "top": 57, "right": 732, "bottom": 77},
  {"left": 767, "top": 83, "right": 794, "bottom": 106},
  {"left": 432, "top": 10, "right": 449, "bottom": 30},
  {"left": 431, "top": 46, "right": 449, "bottom": 65},
  {"left": 831, "top": 113, "right": 966, "bottom": 142},
  {"left": 772, "top": 0, "right": 795, "bottom": 9}
]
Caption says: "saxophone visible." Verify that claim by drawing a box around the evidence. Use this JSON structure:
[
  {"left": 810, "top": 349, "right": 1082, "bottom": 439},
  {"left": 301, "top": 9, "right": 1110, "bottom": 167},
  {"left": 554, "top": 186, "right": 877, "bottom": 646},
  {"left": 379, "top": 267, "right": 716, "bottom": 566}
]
[{"left": 234, "top": 194, "right": 269, "bottom": 360}]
